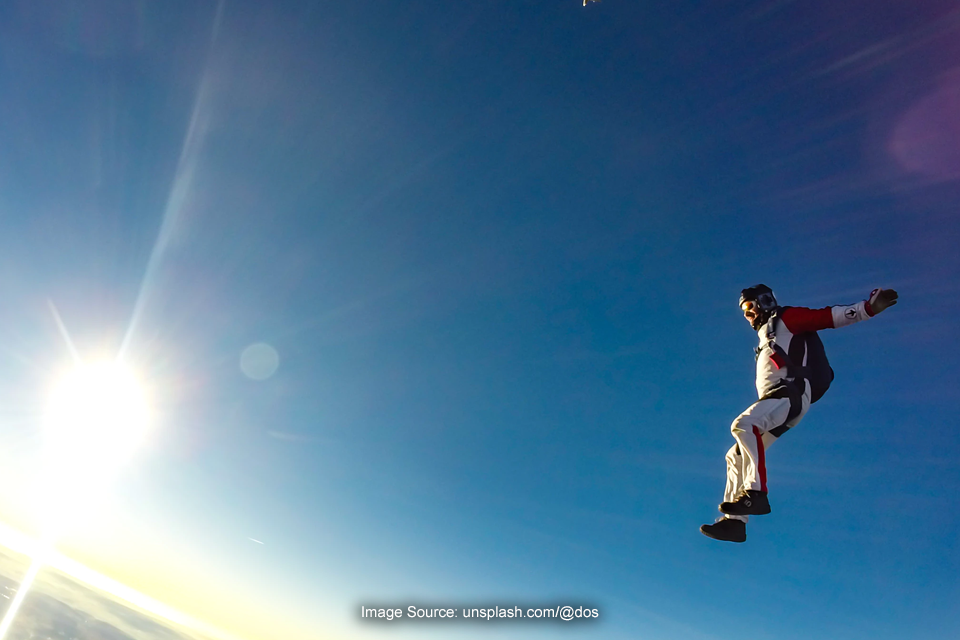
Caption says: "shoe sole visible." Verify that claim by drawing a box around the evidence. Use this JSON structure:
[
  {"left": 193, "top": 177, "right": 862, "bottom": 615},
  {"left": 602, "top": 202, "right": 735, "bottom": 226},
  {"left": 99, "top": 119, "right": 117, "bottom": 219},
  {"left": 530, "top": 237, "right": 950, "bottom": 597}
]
[
  {"left": 718, "top": 504, "right": 771, "bottom": 516},
  {"left": 700, "top": 525, "right": 745, "bottom": 543}
]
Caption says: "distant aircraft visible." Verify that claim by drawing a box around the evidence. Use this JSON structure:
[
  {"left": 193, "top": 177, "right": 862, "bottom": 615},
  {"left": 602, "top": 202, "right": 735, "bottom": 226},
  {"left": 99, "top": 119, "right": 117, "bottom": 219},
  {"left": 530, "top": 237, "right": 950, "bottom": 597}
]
[{"left": 584, "top": 0, "right": 601, "bottom": 6}]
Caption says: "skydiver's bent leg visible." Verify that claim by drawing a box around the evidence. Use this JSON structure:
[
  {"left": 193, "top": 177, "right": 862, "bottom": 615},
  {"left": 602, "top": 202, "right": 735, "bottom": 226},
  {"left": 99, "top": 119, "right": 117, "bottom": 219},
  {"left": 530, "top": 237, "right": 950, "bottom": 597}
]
[
  {"left": 729, "top": 397, "right": 794, "bottom": 494},
  {"left": 721, "top": 385, "right": 811, "bottom": 516},
  {"left": 705, "top": 386, "right": 811, "bottom": 537}
]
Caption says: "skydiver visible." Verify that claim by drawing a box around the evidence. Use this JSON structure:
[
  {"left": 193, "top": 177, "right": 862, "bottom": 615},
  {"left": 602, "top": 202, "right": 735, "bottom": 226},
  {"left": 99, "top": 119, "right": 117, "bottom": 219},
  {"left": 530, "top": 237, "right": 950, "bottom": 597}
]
[{"left": 700, "top": 285, "right": 899, "bottom": 543}]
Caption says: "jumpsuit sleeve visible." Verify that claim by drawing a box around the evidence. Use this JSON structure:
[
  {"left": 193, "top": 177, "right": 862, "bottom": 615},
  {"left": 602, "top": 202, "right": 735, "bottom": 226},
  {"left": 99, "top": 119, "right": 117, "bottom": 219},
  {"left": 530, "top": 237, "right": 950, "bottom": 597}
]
[{"left": 781, "top": 300, "right": 874, "bottom": 333}]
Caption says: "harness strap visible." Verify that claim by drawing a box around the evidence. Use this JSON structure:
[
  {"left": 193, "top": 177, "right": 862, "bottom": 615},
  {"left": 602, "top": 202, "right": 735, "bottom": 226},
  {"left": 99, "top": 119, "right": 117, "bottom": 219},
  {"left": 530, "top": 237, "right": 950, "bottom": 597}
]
[
  {"left": 756, "top": 308, "right": 806, "bottom": 438},
  {"left": 761, "top": 380, "right": 803, "bottom": 438}
]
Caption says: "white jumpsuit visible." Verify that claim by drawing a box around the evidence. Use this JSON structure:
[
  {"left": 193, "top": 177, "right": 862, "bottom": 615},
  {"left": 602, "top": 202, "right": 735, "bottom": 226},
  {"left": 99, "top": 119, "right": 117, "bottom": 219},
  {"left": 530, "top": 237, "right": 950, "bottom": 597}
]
[{"left": 723, "top": 298, "right": 875, "bottom": 522}]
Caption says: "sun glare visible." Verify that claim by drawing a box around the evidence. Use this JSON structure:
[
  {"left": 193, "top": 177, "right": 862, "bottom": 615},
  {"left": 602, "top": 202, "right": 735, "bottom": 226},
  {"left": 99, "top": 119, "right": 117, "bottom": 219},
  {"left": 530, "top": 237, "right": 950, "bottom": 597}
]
[
  {"left": 0, "top": 361, "right": 156, "bottom": 640},
  {"left": 42, "top": 360, "right": 152, "bottom": 491}
]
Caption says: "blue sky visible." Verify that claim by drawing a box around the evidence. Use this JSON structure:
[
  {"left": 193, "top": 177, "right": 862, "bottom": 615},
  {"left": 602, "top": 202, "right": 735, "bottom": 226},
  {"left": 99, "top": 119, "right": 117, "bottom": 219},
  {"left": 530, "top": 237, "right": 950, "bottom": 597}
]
[{"left": 0, "top": 1, "right": 959, "bottom": 639}]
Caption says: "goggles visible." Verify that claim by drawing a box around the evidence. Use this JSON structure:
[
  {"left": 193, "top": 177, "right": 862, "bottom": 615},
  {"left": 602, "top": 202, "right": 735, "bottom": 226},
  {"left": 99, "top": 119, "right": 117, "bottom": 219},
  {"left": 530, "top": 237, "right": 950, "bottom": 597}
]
[{"left": 740, "top": 292, "right": 776, "bottom": 312}]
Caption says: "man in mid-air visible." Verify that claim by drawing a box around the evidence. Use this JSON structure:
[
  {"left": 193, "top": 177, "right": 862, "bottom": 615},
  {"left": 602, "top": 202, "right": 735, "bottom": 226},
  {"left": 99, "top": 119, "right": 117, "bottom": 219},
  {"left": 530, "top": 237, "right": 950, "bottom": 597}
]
[{"left": 700, "top": 284, "right": 898, "bottom": 543}]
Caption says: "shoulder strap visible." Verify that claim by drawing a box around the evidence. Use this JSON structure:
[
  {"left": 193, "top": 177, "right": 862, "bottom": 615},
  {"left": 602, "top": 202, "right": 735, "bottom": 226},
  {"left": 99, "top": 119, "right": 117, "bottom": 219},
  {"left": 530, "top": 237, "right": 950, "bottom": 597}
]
[
  {"left": 761, "top": 307, "right": 781, "bottom": 350},
  {"left": 762, "top": 308, "right": 809, "bottom": 382}
]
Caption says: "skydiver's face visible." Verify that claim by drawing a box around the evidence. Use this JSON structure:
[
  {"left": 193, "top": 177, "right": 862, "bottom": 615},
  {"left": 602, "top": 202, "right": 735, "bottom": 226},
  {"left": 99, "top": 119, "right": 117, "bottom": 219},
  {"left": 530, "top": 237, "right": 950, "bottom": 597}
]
[{"left": 741, "top": 301, "right": 760, "bottom": 329}]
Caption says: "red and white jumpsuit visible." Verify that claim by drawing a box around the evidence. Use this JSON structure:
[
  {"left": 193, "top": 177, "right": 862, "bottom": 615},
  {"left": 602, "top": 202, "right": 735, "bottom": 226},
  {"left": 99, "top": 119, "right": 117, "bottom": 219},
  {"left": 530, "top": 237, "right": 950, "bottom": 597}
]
[{"left": 723, "top": 298, "right": 877, "bottom": 522}]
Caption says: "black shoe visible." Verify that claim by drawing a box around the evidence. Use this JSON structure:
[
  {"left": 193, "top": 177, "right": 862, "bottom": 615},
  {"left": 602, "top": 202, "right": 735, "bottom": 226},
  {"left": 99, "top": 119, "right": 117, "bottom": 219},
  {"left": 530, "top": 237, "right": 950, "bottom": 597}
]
[
  {"left": 700, "top": 518, "right": 746, "bottom": 543},
  {"left": 719, "top": 490, "right": 771, "bottom": 516}
]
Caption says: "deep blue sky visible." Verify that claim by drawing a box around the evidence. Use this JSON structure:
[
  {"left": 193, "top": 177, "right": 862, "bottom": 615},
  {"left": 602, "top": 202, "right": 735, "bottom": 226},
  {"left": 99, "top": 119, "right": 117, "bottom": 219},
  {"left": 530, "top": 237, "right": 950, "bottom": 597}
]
[{"left": 0, "top": 1, "right": 958, "bottom": 639}]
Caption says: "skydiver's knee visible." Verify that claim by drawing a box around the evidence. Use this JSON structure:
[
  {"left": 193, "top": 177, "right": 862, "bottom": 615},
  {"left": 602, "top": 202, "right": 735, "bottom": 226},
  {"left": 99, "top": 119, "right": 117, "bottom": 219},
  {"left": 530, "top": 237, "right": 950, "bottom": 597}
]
[
  {"left": 731, "top": 415, "right": 757, "bottom": 436},
  {"left": 725, "top": 444, "right": 740, "bottom": 464},
  {"left": 730, "top": 416, "right": 746, "bottom": 434}
]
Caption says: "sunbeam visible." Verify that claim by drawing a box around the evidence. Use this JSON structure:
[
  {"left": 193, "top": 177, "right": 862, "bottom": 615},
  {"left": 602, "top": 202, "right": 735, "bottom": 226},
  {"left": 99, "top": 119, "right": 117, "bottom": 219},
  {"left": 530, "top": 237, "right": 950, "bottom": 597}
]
[
  {"left": 46, "top": 300, "right": 81, "bottom": 365},
  {"left": 0, "top": 555, "right": 44, "bottom": 640},
  {"left": 119, "top": 0, "right": 226, "bottom": 360}
]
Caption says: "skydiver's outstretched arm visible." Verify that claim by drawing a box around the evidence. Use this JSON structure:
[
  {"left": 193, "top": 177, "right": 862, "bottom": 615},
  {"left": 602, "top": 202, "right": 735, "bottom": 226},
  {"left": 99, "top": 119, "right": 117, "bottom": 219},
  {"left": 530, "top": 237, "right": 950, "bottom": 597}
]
[{"left": 780, "top": 288, "right": 899, "bottom": 334}]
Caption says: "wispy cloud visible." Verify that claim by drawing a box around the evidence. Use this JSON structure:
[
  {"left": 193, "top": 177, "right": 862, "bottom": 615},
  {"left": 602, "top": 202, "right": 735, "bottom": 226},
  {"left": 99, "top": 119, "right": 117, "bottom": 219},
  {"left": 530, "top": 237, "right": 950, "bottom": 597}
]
[
  {"left": 811, "top": 8, "right": 960, "bottom": 78},
  {"left": 266, "top": 430, "right": 324, "bottom": 444}
]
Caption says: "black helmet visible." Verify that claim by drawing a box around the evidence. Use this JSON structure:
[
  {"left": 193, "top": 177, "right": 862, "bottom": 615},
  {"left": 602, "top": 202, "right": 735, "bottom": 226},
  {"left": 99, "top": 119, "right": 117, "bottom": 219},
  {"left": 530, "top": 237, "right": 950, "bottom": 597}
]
[{"left": 739, "top": 284, "right": 778, "bottom": 312}]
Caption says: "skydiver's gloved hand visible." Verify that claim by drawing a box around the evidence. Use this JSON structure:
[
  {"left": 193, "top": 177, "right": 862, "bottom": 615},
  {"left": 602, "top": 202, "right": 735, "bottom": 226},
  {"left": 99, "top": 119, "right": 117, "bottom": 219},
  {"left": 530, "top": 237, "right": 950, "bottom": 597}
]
[{"left": 868, "top": 288, "right": 898, "bottom": 315}]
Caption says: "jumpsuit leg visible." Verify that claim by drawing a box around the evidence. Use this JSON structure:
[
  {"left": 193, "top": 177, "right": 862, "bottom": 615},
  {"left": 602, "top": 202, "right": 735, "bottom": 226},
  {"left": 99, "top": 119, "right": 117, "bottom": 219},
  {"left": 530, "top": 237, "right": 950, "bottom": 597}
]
[
  {"left": 723, "top": 431, "right": 778, "bottom": 523},
  {"left": 730, "top": 397, "right": 792, "bottom": 494},
  {"left": 722, "top": 385, "right": 810, "bottom": 522}
]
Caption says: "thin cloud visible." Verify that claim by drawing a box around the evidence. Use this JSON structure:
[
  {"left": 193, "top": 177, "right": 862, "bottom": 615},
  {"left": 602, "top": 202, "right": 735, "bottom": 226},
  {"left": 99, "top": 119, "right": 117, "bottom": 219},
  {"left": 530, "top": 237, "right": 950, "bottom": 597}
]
[{"left": 266, "top": 430, "right": 323, "bottom": 444}]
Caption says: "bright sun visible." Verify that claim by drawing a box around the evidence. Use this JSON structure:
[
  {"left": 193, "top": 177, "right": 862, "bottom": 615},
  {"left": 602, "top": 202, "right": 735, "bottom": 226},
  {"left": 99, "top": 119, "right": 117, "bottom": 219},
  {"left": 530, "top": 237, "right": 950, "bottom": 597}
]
[
  {"left": 0, "top": 362, "right": 152, "bottom": 640},
  {"left": 43, "top": 360, "right": 152, "bottom": 486}
]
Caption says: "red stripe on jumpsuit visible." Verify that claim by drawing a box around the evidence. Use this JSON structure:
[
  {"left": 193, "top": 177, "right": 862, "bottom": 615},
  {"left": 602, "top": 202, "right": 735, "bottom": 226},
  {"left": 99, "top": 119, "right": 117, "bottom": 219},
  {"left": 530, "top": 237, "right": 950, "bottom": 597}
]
[{"left": 753, "top": 426, "right": 767, "bottom": 492}]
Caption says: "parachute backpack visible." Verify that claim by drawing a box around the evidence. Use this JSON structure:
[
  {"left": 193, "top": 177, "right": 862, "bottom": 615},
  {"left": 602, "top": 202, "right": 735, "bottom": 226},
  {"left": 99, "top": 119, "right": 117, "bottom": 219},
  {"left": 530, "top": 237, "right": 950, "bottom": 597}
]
[{"left": 792, "top": 325, "right": 834, "bottom": 403}]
